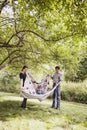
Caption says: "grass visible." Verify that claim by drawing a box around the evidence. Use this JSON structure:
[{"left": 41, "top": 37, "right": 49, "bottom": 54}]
[{"left": 0, "top": 92, "right": 87, "bottom": 130}]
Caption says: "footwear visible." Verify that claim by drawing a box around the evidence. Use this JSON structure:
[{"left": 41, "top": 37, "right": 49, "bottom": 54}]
[
  {"left": 22, "top": 107, "right": 28, "bottom": 110},
  {"left": 55, "top": 107, "right": 60, "bottom": 110},
  {"left": 21, "top": 107, "right": 28, "bottom": 110},
  {"left": 24, "top": 108, "right": 28, "bottom": 110},
  {"left": 51, "top": 106, "right": 55, "bottom": 108}
]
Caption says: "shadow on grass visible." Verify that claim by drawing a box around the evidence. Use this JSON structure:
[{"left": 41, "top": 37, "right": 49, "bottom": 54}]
[{"left": 0, "top": 100, "right": 60, "bottom": 122}]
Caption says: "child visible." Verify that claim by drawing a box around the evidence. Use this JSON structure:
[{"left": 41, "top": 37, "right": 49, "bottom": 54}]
[
  {"left": 36, "top": 85, "right": 44, "bottom": 94},
  {"left": 36, "top": 74, "right": 50, "bottom": 94}
]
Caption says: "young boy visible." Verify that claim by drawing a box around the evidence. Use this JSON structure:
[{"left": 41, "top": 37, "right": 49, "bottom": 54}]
[{"left": 51, "top": 66, "right": 62, "bottom": 109}]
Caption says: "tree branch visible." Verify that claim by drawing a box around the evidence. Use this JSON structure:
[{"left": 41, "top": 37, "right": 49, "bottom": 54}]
[
  {"left": 0, "top": 50, "right": 20, "bottom": 66},
  {"left": 6, "top": 29, "right": 81, "bottom": 46}
]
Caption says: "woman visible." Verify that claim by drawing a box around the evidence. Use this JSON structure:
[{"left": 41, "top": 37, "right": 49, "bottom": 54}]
[{"left": 20, "top": 65, "right": 28, "bottom": 109}]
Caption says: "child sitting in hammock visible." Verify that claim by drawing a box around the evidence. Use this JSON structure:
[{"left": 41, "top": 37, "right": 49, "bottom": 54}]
[
  {"left": 36, "top": 85, "right": 45, "bottom": 94},
  {"left": 36, "top": 74, "right": 50, "bottom": 94}
]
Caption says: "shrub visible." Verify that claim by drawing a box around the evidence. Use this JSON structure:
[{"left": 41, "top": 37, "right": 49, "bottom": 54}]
[
  {"left": 0, "top": 71, "right": 20, "bottom": 93},
  {"left": 61, "top": 81, "right": 87, "bottom": 104}
]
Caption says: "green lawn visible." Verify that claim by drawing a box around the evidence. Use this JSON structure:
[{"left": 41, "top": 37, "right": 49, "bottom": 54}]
[{"left": 0, "top": 92, "right": 87, "bottom": 130}]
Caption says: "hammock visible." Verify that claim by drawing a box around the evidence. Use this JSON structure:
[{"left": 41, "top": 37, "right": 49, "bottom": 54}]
[{"left": 20, "top": 74, "right": 60, "bottom": 101}]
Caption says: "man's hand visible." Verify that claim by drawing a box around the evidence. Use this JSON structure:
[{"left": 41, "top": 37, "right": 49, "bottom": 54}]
[
  {"left": 47, "top": 74, "right": 53, "bottom": 79},
  {"left": 49, "top": 76, "right": 53, "bottom": 79}
]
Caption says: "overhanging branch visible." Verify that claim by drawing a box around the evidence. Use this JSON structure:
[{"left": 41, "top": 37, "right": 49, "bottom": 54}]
[{"left": 6, "top": 29, "right": 82, "bottom": 46}]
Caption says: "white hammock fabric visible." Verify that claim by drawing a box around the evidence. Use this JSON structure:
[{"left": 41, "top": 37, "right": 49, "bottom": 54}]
[{"left": 20, "top": 74, "right": 60, "bottom": 101}]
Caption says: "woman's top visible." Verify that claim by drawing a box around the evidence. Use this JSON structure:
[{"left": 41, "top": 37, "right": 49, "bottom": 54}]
[{"left": 20, "top": 72, "right": 27, "bottom": 87}]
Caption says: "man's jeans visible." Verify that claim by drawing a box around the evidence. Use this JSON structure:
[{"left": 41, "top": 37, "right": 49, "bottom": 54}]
[{"left": 52, "top": 83, "right": 61, "bottom": 108}]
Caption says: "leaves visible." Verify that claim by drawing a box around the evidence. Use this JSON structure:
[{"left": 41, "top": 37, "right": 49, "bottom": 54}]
[{"left": 0, "top": 0, "right": 87, "bottom": 80}]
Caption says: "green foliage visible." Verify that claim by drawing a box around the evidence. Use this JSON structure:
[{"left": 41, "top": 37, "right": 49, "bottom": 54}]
[
  {"left": 76, "top": 53, "right": 87, "bottom": 81},
  {"left": 0, "top": 0, "right": 87, "bottom": 81},
  {"left": 0, "top": 71, "right": 20, "bottom": 93},
  {"left": 61, "top": 81, "right": 87, "bottom": 104},
  {"left": 65, "top": 42, "right": 87, "bottom": 81}
]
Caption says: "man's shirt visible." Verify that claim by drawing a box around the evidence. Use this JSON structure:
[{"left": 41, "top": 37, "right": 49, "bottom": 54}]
[{"left": 53, "top": 72, "right": 62, "bottom": 84}]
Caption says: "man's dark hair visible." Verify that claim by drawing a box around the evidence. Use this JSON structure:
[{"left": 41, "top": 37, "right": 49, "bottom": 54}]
[
  {"left": 55, "top": 66, "right": 60, "bottom": 70},
  {"left": 22, "top": 65, "right": 28, "bottom": 71}
]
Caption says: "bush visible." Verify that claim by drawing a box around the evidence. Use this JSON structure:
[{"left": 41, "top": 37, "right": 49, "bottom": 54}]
[
  {"left": 61, "top": 81, "right": 87, "bottom": 104},
  {"left": 0, "top": 71, "right": 20, "bottom": 93}
]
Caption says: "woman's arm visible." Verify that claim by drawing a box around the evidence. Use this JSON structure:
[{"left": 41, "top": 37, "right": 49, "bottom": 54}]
[
  {"left": 29, "top": 74, "right": 35, "bottom": 82},
  {"left": 20, "top": 79, "right": 23, "bottom": 88}
]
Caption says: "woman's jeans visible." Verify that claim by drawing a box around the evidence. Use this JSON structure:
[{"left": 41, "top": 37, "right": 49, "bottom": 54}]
[{"left": 21, "top": 98, "right": 27, "bottom": 108}]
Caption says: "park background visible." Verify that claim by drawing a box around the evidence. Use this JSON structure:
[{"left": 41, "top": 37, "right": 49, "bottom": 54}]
[{"left": 0, "top": 0, "right": 87, "bottom": 130}]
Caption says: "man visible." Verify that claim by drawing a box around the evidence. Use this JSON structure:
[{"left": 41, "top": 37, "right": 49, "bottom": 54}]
[{"left": 51, "top": 66, "right": 63, "bottom": 109}]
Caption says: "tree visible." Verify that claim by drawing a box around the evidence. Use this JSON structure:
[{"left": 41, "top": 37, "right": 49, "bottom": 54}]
[{"left": 0, "top": 0, "right": 87, "bottom": 80}]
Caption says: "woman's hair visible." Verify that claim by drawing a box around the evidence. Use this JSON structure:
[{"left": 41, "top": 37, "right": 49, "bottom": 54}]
[{"left": 22, "top": 65, "right": 28, "bottom": 71}]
